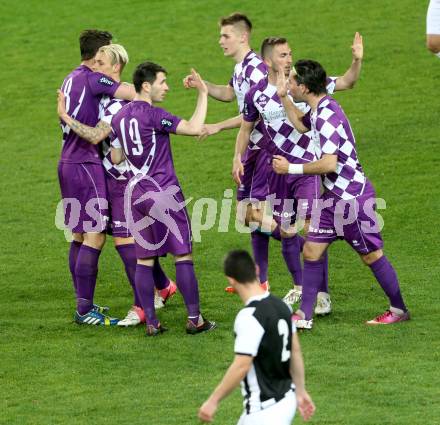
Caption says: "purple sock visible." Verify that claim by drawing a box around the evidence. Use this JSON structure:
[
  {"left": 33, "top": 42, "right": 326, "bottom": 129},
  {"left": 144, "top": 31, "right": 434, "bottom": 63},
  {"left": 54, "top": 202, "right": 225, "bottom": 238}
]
[
  {"left": 319, "top": 251, "right": 329, "bottom": 293},
  {"left": 251, "top": 231, "right": 269, "bottom": 283},
  {"left": 369, "top": 256, "right": 407, "bottom": 311},
  {"left": 75, "top": 245, "right": 101, "bottom": 315},
  {"left": 282, "top": 235, "right": 303, "bottom": 286},
  {"left": 153, "top": 258, "right": 170, "bottom": 291},
  {"left": 270, "top": 226, "right": 281, "bottom": 241},
  {"left": 298, "top": 235, "right": 305, "bottom": 252},
  {"left": 69, "top": 241, "right": 82, "bottom": 296},
  {"left": 300, "top": 259, "right": 325, "bottom": 320},
  {"left": 135, "top": 264, "right": 158, "bottom": 326},
  {"left": 115, "top": 244, "right": 141, "bottom": 307},
  {"left": 175, "top": 260, "right": 200, "bottom": 323}
]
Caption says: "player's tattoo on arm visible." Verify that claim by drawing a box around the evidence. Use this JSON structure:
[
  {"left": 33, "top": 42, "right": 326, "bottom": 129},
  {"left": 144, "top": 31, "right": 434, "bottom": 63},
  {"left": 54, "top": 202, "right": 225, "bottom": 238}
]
[{"left": 68, "top": 119, "right": 111, "bottom": 145}]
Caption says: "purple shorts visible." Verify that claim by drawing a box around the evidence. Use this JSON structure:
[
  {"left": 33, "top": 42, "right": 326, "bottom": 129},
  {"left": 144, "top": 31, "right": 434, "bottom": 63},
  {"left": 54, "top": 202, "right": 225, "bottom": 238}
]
[
  {"left": 58, "top": 162, "right": 108, "bottom": 234},
  {"left": 268, "top": 172, "right": 321, "bottom": 225},
  {"left": 307, "top": 180, "right": 384, "bottom": 254},
  {"left": 127, "top": 185, "right": 192, "bottom": 259},
  {"left": 106, "top": 175, "right": 131, "bottom": 238},
  {"left": 236, "top": 148, "right": 270, "bottom": 202}
]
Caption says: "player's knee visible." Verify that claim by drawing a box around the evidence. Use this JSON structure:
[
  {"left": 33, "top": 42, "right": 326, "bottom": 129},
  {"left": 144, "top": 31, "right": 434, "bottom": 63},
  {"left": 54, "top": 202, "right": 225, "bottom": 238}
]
[
  {"left": 83, "top": 232, "right": 106, "bottom": 249},
  {"left": 361, "top": 249, "right": 383, "bottom": 265},
  {"left": 175, "top": 253, "right": 192, "bottom": 262},
  {"left": 426, "top": 36, "right": 440, "bottom": 53},
  {"left": 280, "top": 228, "right": 296, "bottom": 239},
  {"left": 302, "top": 242, "right": 321, "bottom": 261}
]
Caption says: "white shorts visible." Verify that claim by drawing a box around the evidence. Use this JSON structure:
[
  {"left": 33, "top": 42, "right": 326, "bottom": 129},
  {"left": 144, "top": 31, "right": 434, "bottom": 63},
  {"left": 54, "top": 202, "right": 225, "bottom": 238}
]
[
  {"left": 427, "top": 0, "right": 440, "bottom": 34},
  {"left": 237, "top": 391, "right": 297, "bottom": 425}
]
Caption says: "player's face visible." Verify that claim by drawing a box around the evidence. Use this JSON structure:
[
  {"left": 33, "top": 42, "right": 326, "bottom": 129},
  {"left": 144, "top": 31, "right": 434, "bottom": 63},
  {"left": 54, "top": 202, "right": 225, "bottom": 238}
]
[
  {"left": 92, "top": 51, "right": 116, "bottom": 77},
  {"left": 219, "top": 25, "right": 242, "bottom": 57},
  {"left": 270, "top": 43, "right": 292, "bottom": 77},
  {"left": 150, "top": 72, "right": 169, "bottom": 102},
  {"left": 288, "top": 72, "right": 305, "bottom": 102}
]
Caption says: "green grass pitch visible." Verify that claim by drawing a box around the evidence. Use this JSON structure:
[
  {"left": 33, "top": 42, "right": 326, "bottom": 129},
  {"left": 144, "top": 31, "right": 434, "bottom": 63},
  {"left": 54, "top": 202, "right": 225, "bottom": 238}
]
[{"left": 1, "top": 0, "right": 439, "bottom": 423}]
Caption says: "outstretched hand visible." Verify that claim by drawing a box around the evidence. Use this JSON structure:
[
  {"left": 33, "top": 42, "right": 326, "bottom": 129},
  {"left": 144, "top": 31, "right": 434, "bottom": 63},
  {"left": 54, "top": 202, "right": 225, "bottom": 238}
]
[
  {"left": 352, "top": 32, "right": 363, "bottom": 61},
  {"left": 276, "top": 71, "right": 289, "bottom": 98},
  {"left": 197, "top": 123, "right": 220, "bottom": 141},
  {"left": 183, "top": 69, "right": 207, "bottom": 93}
]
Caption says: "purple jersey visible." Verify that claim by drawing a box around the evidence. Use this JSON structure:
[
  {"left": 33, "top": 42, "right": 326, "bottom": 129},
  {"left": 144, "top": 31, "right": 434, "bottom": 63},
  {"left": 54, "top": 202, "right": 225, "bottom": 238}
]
[
  {"left": 59, "top": 66, "right": 120, "bottom": 164},
  {"left": 111, "top": 101, "right": 182, "bottom": 193},
  {"left": 99, "top": 96, "right": 131, "bottom": 181},
  {"left": 304, "top": 96, "right": 366, "bottom": 200},
  {"left": 243, "top": 77, "right": 337, "bottom": 164},
  {"left": 229, "top": 50, "right": 268, "bottom": 148}
]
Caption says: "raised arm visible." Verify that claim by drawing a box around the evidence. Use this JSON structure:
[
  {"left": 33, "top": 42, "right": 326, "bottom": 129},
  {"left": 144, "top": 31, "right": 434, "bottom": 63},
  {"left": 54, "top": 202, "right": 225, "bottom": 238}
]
[
  {"left": 176, "top": 69, "right": 208, "bottom": 136},
  {"left": 57, "top": 90, "right": 111, "bottom": 144},
  {"left": 334, "top": 32, "right": 363, "bottom": 91},
  {"left": 183, "top": 73, "right": 235, "bottom": 102},
  {"left": 277, "top": 71, "right": 309, "bottom": 134},
  {"left": 198, "top": 354, "right": 253, "bottom": 423},
  {"left": 198, "top": 114, "right": 243, "bottom": 141},
  {"left": 113, "top": 82, "right": 136, "bottom": 101},
  {"left": 290, "top": 333, "right": 315, "bottom": 422}
]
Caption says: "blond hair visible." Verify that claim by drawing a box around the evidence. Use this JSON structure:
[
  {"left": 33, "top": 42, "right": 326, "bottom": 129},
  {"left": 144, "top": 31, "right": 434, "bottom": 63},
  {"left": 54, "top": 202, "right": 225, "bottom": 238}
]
[{"left": 98, "top": 44, "right": 129, "bottom": 72}]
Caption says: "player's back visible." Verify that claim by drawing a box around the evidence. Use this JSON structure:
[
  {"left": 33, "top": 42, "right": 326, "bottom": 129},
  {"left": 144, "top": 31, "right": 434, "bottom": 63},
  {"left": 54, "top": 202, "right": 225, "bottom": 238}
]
[
  {"left": 237, "top": 293, "right": 294, "bottom": 411},
  {"left": 59, "top": 65, "right": 119, "bottom": 164},
  {"left": 111, "top": 101, "right": 181, "bottom": 192}
]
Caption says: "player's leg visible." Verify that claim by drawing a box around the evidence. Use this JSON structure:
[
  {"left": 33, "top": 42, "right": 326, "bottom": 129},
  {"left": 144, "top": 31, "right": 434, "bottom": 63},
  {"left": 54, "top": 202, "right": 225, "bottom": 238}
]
[
  {"left": 293, "top": 241, "right": 330, "bottom": 329},
  {"left": 174, "top": 253, "right": 216, "bottom": 334},
  {"left": 360, "top": 249, "right": 409, "bottom": 324},
  {"left": 340, "top": 181, "right": 409, "bottom": 324},
  {"left": 427, "top": 0, "right": 440, "bottom": 56},
  {"left": 68, "top": 232, "right": 84, "bottom": 296}
]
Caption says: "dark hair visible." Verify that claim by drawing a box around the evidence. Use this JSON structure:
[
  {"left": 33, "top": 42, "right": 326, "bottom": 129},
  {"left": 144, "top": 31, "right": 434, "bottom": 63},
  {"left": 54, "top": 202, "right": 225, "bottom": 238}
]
[
  {"left": 219, "top": 13, "right": 252, "bottom": 32},
  {"left": 261, "top": 36, "right": 287, "bottom": 59},
  {"left": 294, "top": 59, "right": 327, "bottom": 96},
  {"left": 224, "top": 250, "right": 257, "bottom": 284},
  {"left": 133, "top": 62, "right": 167, "bottom": 93},
  {"left": 79, "top": 29, "right": 112, "bottom": 60}
]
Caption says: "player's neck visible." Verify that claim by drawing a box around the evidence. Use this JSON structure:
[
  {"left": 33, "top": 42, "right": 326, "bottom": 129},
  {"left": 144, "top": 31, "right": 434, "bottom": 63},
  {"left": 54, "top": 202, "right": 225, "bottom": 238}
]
[
  {"left": 81, "top": 59, "right": 95, "bottom": 69},
  {"left": 308, "top": 93, "right": 326, "bottom": 111},
  {"left": 234, "top": 46, "right": 252, "bottom": 64},
  {"left": 237, "top": 281, "right": 267, "bottom": 304},
  {"left": 134, "top": 92, "right": 152, "bottom": 104},
  {"left": 268, "top": 69, "right": 277, "bottom": 86}
]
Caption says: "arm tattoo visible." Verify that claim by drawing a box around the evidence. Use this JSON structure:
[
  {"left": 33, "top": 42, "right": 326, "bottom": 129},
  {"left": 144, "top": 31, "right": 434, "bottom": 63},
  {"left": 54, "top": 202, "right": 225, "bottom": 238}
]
[{"left": 69, "top": 119, "right": 111, "bottom": 144}]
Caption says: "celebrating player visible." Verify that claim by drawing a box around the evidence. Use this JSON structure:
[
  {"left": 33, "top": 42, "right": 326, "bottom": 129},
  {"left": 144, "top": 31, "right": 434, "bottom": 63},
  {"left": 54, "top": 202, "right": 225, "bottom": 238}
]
[
  {"left": 58, "top": 30, "right": 135, "bottom": 326},
  {"left": 183, "top": 13, "right": 275, "bottom": 294},
  {"left": 57, "top": 44, "right": 176, "bottom": 327},
  {"left": 110, "top": 62, "right": 216, "bottom": 336},
  {"left": 236, "top": 34, "right": 363, "bottom": 314},
  {"left": 198, "top": 250, "right": 315, "bottom": 424},
  {"left": 427, "top": 0, "right": 440, "bottom": 57},
  {"left": 272, "top": 60, "right": 409, "bottom": 328}
]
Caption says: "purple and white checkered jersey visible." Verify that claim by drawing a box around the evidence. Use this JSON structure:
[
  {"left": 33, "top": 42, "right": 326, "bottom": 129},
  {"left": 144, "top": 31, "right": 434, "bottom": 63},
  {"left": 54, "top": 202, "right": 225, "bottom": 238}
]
[
  {"left": 229, "top": 50, "right": 268, "bottom": 148},
  {"left": 243, "top": 77, "right": 337, "bottom": 164},
  {"left": 111, "top": 101, "right": 182, "bottom": 194},
  {"left": 305, "top": 95, "right": 366, "bottom": 200},
  {"left": 59, "top": 65, "right": 120, "bottom": 164},
  {"left": 99, "top": 96, "right": 131, "bottom": 181}
]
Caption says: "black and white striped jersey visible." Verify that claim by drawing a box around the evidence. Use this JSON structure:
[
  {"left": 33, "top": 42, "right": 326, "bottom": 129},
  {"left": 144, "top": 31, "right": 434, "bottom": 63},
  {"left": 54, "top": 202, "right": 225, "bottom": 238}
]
[{"left": 234, "top": 292, "right": 296, "bottom": 413}]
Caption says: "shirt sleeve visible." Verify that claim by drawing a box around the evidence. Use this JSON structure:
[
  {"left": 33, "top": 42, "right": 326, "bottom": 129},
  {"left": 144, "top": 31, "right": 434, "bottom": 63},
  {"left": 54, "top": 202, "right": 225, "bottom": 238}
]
[
  {"left": 154, "top": 108, "right": 182, "bottom": 134},
  {"left": 243, "top": 90, "right": 259, "bottom": 123},
  {"left": 326, "top": 77, "right": 338, "bottom": 95},
  {"left": 316, "top": 107, "right": 342, "bottom": 154},
  {"left": 245, "top": 62, "right": 267, "bottom": 89},
  {"left": 301, "top": 110, "right": 312, "bottom": 130},
  {"left": 234, "top": 307, "right": 265, "bottom": 356},
  {"left": 88, "top": 72, "right": 120, "bottom": 97},
  {"left": 228, "top": 76, "right": 234, "bottom": 87}
]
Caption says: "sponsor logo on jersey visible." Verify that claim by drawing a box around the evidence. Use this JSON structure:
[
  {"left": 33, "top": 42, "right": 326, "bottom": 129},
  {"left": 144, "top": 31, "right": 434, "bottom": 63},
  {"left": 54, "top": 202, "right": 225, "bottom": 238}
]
[
  {"left": 256, "top": 94, "right": 269, "bottom": 107},
  {"left": 99, "top": 76, "right": 114, "bottom": 86},
  {"left": 161, "top": 119, "right": 173, "bottom": 127}
]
